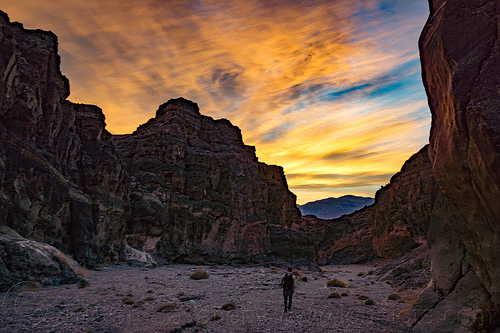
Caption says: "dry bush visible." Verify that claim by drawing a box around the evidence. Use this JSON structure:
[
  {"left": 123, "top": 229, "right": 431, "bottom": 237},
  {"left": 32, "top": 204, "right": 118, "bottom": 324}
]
[
  {"left": 157, "top": 302, "right": 178, "bottom": 313},
  {"left": 328, "top": 292, "right": 341, "bottom": 299},
  {"left": 190, "top": 270, "right": 210, "bottom": 280},
  {"left": 222, "top": 302, "right": 236, "bottom": 310},
  {"left": 388, "top": 294, "right": 401, "bottom": 300},
  {"left": 364, "top": 299, "right": 376, "bottom": 305},
  {"left": 122, "top": 298, "right": 134, "bottom": 305},
  {"left": 326, "top": 278, "right": 347, "bottom": 288},
  {"left": 210, "top": 312, "right": 222, "bottom": 321},
  {"left": 20, "top": 282, "right": 42, "bottom": 292}
]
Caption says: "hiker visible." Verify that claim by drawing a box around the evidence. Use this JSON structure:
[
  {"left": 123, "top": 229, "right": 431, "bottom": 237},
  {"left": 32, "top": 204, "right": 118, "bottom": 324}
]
[{"left": 281, "top": 267, "right": 295, "bottom": 312}]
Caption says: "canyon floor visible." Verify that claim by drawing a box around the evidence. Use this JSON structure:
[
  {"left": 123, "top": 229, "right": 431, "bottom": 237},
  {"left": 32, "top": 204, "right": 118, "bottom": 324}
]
[{"left": 0, "top": 263, "right": 421, "bottom": 333}]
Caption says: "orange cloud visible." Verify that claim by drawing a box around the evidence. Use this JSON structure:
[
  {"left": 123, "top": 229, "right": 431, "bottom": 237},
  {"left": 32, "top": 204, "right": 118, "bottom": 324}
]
[{"left": 2, "top": 0, "right": 430, "bottom": 204}]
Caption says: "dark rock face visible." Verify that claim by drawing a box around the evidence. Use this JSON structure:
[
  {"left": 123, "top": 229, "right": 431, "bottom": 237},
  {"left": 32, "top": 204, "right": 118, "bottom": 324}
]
[
  {"left": 113, "top": 98, "right": 314, "bottom": 264},
  {"left": 416, "top": 0, "right": 500, "bottom": 330},
  {"left": 313, "top": 145, "right": 438, "bottom": 264},
  {"left": 0, "top": 11, "right": 129, "bottom": 267},
  {"left": 298, "top": 195, "right": 374, "bottom": 219},
  {"left": 0, "top": 10, "right": 313, "bottom": 277}
]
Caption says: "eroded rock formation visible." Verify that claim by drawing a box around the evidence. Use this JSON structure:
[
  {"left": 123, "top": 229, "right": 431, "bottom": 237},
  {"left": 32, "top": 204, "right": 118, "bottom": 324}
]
[
  {"left": 413, "top": 0, "right": 500, "bottom": 331},
  {"left": 113, "top": 98, "right": 314, "bottom": 264},
  {"left": 0, "top": 11, "right": 129, "bottom": 269},
  {"left": 312, "top": 145, "right": 438, "bottom": 265}
]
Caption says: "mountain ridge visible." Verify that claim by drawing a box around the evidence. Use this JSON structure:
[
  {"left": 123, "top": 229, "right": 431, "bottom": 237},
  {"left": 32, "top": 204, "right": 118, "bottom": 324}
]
[{"left": 298, "top": 195, "right": 374, "bottom": 219}]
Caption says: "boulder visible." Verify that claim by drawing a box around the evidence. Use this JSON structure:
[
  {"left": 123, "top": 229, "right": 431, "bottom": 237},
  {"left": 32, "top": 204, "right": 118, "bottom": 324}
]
[{"left": 0, "top": 226, "right": 83, "bottom": 291}]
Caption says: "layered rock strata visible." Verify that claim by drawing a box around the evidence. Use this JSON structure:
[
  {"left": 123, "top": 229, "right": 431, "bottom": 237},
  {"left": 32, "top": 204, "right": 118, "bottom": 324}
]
[
  {"left": 0, "top": 11, "right": 129, "bottom": 268},
  {"left": 113, "top": 98, "right": 314, "bottom": 264},
  {"left": 414, "top": 0, "right": 500, "bottom": 331}
]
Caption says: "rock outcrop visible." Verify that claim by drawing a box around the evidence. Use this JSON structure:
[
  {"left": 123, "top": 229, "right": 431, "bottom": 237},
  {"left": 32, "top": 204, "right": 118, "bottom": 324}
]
[
  {"left": 113, "top": 98, "right": 315, "bottom": 264},
  {"left": 0, "top": 226, "right": 84, "bottom": 291},
  {"left": 414, "top": 0, "right": 500, "bottom": 331},
  {"left": 312, "top": 145, "right": 438, "bottom": 264}
]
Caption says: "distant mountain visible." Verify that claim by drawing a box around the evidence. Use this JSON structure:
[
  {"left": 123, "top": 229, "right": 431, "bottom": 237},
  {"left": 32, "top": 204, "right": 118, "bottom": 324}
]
[{"left": 298, "top": 195, "right": 374, "bottom": 219}]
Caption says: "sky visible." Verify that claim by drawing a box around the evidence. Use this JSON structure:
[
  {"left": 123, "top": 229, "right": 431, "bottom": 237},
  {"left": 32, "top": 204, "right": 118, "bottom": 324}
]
[{"left": 1, "top": 0, "right": 430, "bottom": 204}]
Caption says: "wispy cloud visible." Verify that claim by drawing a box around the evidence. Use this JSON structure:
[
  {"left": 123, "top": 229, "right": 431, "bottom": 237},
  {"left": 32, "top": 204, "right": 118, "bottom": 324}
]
[{"left": 2, "top": 0, "right": 430, "bottom": 204}]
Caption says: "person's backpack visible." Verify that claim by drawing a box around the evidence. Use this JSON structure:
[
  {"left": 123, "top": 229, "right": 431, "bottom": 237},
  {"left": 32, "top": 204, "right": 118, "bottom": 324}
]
[{"left": 283, "top": 273, "right": 294, "bottom": 290}]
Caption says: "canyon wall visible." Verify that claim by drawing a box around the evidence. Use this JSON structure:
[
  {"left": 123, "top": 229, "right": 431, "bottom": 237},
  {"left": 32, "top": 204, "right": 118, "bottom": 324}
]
[
  {"left": 413, "top": 0, "right": 500, "bottom": 331},
  {"left": 0, "top": 11, "right": 129, "bottom": 268},
  {"left": 312, "top": 145, "right": 438, "bottom": 265},
  {"left": 0, "top": 10, "right": 314, "bottom": 288}
]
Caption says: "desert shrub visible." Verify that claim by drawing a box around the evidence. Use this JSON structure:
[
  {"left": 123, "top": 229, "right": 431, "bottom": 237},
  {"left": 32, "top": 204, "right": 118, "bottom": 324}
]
[
  {"left": 144, "top": 296, "right": 154, "bottom": 302},
  {"left": 190, "top": 270, "right": 210, "bottom": 280},
  {"left": 222, "top": 302, "right": 236, "bottom": 310},
  {"left": 292, "top": 269, "right": 302, "bottom": 277},
  {"left": 20, "top": 282, "right": 42, "bottom": 292},
  {"left": 122, "top": 298, "right": 134, "bottom": 305},
  {"left": 133, "top": 301, "right": 144, "bottom": 308},
  {"left": 300, "top": 276, "right": 308, "bottom": 282},
  {"left": 357, "top": 295, "right": 370, "bottom": 300},
  {"left": 328, "top": 292, "right": 341, "bottom": 299},
  {"left": 365, "top": 299, "right": 375, "bottom": 305},
  {"left": 210, "top": 312, "right": 222, "bottom": 321},
  {"left": 158, "top": 302, "right": 178, "bottom": 313},
  {"left": 326, "top": 279, "right": 347, "bottom": 288},
  {"left": 357, "top": 272, "right": 365, "bottom": 277},
  {"left": 75, "top": 306, "right": 86, "bottom": 312},
  {"left": 388, "top": 294, "right": 401, "bottom": 301},
  {"left": 341, "top": 293, "right": 349, "bottom": 297},
  {"left": 78, "top": 279, "right": 89, "bottom": 289},
  {"left": 177, "top": 291, "right": 186, "bottom": 297}
]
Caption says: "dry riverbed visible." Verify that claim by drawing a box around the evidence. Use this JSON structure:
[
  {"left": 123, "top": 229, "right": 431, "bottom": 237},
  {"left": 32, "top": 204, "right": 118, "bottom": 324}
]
[{"left": 0, "top": 264, "right": 420, "bottom": 332}]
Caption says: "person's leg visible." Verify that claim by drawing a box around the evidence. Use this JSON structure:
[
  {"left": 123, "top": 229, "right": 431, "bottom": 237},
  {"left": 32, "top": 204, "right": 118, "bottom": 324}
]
[
  {"left": 283, "top": 291, "right": 288, "bottom": 312},
  {"left": 288, "top": 293, "right": 293, "bottom": 310}
]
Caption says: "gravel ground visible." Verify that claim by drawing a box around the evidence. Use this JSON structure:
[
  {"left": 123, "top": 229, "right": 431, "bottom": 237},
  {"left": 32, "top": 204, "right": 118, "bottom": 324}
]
[{"left": 0, "top": 264, "right": 419, "bottom": 332}]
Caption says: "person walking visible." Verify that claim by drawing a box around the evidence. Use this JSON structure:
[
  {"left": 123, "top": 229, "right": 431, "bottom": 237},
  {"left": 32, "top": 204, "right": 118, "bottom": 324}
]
[{"left": 281, "top": 267, "right": 295, "bottom": 313}]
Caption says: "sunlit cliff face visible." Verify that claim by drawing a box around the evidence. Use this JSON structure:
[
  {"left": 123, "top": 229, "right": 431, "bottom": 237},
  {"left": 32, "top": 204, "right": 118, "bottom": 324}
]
[{"left": 2, "top": 0, "right": 429, "bottom": 204}]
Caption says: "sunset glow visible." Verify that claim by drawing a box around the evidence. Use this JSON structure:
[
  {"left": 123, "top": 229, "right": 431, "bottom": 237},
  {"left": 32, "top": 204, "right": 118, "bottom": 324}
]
[{"left": 1, "top": 0, "right": 430, "bottom": 204}]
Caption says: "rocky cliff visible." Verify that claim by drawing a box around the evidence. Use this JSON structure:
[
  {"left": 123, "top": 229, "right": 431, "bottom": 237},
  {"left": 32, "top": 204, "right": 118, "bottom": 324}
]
[
  {"left": 113, "top": 97, "right": 314, "bottom": 264},
  {"left": 0, "top": 10, "right": 314, "bottom": 289},
  {"left": 312, "top": 145, "right": 438, "bottom": 265},
  {"left": 413, "top": 0, "right": 500, "bottom": 331},
  {"left": 0, "top": 11, "right": 129, "bottom": 268}
]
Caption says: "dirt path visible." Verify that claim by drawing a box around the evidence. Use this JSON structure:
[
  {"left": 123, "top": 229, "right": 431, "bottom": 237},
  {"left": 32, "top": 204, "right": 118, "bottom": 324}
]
[{"left": 0, "top": 264, "right": 417, "bottom": 332}]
